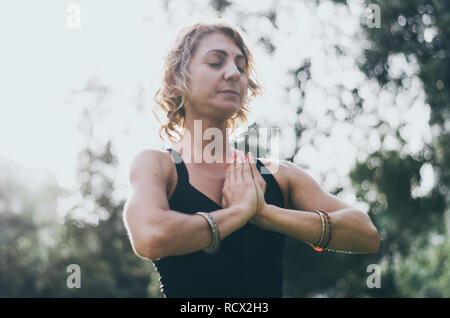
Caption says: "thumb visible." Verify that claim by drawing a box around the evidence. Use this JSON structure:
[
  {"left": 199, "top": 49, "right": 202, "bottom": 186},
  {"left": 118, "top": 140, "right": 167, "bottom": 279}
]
[{"left": 221, "top": 194, "right": 228, "bottom": 208}]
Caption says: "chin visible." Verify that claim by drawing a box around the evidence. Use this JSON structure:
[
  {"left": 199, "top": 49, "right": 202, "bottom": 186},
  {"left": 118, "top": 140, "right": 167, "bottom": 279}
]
[{"left": 213, "top": 101, "right": 240, "bottom": 112}]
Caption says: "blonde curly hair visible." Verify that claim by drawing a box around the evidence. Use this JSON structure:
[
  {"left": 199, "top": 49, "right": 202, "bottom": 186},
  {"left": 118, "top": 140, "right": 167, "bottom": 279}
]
[{"left": 153, "top": 20, "right": 262, "bottom": 144}]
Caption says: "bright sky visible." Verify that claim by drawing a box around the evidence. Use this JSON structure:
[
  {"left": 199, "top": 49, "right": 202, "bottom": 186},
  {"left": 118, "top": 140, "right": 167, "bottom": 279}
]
[{"left": 0, "top": 0, "right": 433, "bottom": 211}]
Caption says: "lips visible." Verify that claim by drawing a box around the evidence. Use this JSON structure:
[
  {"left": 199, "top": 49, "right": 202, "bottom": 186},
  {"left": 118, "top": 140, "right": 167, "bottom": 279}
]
[{"left": 219, "top": 90, "right": 240, "bottom": 97}]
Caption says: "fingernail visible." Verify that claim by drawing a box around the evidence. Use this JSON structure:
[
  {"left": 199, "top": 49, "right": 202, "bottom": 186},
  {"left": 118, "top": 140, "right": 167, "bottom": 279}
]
[{"left": 226, "top": 164, "right": 229, "bottom": 169}]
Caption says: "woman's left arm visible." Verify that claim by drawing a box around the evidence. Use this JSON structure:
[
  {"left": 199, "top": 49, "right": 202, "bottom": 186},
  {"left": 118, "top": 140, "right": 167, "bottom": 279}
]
[{"left": 251, "top": 161, "right": 380, "bottom": 254}]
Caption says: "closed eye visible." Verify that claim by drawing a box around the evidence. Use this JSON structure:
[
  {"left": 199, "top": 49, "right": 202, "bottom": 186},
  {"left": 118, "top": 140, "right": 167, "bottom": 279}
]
[{"left": 209, "top": 63, "right": 245, "bottom": 74}]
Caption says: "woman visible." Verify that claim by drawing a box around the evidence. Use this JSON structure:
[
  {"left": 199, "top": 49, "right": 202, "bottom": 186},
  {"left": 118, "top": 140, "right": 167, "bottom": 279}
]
[{"left": 123, "top": 21, "right": 380, "bottom": 298}]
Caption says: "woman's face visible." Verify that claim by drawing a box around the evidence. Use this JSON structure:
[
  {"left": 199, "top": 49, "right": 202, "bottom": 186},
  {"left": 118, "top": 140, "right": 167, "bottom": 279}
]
[{"left": 186, "top": 32, "right": 249, "bottom": 120}]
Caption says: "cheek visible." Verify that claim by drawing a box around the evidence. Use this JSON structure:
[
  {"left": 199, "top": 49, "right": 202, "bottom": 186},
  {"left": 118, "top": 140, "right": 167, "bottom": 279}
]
[
  {"left": 192, "top": 68, "right": 214, "bottom": 86},
  {"left": 189, "top": 77, "right": 215, "bottom": 100}
]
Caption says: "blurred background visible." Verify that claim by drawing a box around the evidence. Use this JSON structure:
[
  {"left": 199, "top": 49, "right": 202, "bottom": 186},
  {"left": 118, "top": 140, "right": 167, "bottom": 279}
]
[{"left": 0, "top": 0, "right": 449, "bottom": 297}]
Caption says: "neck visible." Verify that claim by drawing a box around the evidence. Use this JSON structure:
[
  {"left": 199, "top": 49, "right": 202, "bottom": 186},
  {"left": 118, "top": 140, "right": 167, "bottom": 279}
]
[{"left": 175, "top": 118, "right": 235, "bottom": 164}]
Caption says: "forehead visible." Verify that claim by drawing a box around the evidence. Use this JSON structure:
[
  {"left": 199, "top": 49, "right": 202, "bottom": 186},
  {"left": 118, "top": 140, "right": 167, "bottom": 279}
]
[{"left": 194, "top": 32, "right": 244, "bottom": 59}]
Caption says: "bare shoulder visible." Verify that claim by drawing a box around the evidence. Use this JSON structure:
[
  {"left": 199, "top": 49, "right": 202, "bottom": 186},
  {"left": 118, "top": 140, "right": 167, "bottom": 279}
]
[
  {"left": 129, "top": 149, "right": 167, "bottom": 177},
  {"left": 128, "top": 148, "right": 174, "bottom": 194}
]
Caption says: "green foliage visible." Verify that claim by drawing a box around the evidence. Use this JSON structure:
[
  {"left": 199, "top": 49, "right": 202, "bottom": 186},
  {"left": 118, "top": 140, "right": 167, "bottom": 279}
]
[
  {"left": 0, "top": 211, "right": 49, "bottom": 296},
  {"left": 351, "top": 149, "right": 446, "bottom": 253},
  {"left": 360, "top": 0, "right": 450, "bottom": 126},
  {"left": 393, "top": 237, "right": 450, "bottom": 297},
  {"left": 224, "top": 0, "right": 450, "bottom": 297},
  {"left": 0, "top": 168, "right": 58, "bottom": 297},
  {"left": 0, "top": 115, "right": 163, "bottom": 298},
  {"left": 41, "top": 129, "right": 164, "bottom": 297},
  {"left": 343, "top": 0, "right": 449, "bottom": 297},
  {"left": 2, "top": 0, "right": 449, "bottom": 298}
]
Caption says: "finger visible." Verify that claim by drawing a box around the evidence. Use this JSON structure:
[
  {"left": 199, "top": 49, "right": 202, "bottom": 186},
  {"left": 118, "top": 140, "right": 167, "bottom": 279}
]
[
  {"left": 243, "top": 153, "right": 252, "bottom": 182},
  {"left": 236, "top": 152, "right": 244, "bottom": 181},
  {"left": 224, "top": 163, "right": 230, "bottom": 189},
  {"left": 233, "top": 151, "right": 239, "bottom": 184},
  {"left": 244, "top": 152, "right": 254, "bottom": 180},
  {"left": 257, "top": 171, "right": 266, "bottom": 193},
  {"left": 222, "top": 193, "right": 228, "bottom": 208},
  {"left": 227, "top": 151, "right": 234, "bottom": 164},
  {"left": 229, "top": 152, "right": 236, "bottom": 184},
  {"left": 245, "top": 154, "right": 260, "bottom": 203},
  {"left": 248, "top": 152, "right": 258, "bottom": 181},
  {"left": 249, "top": 152, "right": 266, "bottom": 191},
  {"left": 258, "top": 178, "right": 266, "bottom": 193}
]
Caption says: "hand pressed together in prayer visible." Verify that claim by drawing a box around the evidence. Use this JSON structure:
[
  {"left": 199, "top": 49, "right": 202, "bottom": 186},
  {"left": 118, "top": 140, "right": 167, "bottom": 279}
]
[{"left": 221, "top": 151, "right": 269, "bottom": 226}]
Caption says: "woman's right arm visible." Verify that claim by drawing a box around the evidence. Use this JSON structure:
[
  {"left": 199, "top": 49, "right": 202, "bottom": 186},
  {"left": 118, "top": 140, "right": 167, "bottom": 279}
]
[{"left": 122, "top": 150, "right": 254, "bottom": 261}]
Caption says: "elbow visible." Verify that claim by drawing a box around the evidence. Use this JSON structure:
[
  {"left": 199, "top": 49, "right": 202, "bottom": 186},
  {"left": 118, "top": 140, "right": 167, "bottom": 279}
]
[
  {"left": 123, "top": 205, "right": 168, "bottom": 261},
  {"left": 136, "top": 242, "right": 160, "bottom": 261},
  {"left": 368, "top": 228, "right": 380, "bottom": 254},
  {"left": 134, "top": 230, "right": 165, "bottom": 261},
  {"left": 359, "top": 210, "right": 380, "bottom": 254}
]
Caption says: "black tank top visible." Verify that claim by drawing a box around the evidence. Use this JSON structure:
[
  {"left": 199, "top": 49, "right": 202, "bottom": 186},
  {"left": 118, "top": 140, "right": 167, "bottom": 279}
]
[{"left": 152, "top": 148, "right": 286, "bottom": 298}]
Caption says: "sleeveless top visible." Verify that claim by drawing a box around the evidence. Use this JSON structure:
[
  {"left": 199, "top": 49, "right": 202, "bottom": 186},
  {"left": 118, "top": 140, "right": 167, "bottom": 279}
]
[{"left": 152, "top": 148, "right": 286, "bottom": 298}]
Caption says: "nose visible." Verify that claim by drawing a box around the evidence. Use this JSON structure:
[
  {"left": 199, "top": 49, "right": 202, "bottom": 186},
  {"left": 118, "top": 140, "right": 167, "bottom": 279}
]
[{"left": 223, "top": 61, "right": 241, "bottom": 81}]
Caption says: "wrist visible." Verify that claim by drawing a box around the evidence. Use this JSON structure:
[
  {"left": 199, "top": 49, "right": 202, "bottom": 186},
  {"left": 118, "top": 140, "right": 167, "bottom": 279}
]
[
  {"left": 229, "top": 204, "right": 254, "bottom": 228},
  {"left": 252, "top": 204, "right": 273, "bottom": 228}
]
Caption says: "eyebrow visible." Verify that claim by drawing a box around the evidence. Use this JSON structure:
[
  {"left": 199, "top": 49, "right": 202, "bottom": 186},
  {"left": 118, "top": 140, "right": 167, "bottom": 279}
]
[{"left": 203, "top": 49, "right": 246, "bottom": 61}]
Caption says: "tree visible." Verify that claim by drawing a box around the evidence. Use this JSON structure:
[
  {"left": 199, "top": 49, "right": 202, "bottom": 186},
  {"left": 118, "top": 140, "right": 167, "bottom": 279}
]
[
  {"left": 0, "top": 159, "right": 60, "bottom": 296},
  {"left": 328, "top": 0, "right": 450, "bottom": 297},
  {"left": 206, "top": 0, "right": 450, "bottom": 297},
  {"left": 0, "top": 78, "right": 164, "bottom": 297},
  {"left": 40, "top": 79, "right": 164, "bottom": 297}
]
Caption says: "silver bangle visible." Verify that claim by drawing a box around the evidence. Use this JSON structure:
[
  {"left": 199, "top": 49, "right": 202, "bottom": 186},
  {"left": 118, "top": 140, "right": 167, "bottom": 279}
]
[{"left": 196, "top": 212, "right": 220, "bottom": 253}]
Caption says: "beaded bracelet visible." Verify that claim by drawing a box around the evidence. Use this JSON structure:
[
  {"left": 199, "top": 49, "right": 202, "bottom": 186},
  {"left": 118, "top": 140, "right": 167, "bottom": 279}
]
[{"left": 196, "top": 212, "right": 220, "bottom": 254}]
